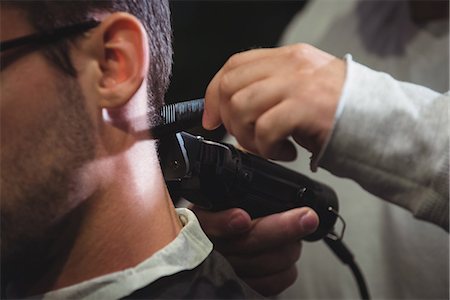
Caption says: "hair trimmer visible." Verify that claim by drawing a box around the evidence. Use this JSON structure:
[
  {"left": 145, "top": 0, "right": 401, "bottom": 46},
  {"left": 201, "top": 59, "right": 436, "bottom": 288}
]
[{"left": 155, "top": 99, "right": 342, "bottom": 241}]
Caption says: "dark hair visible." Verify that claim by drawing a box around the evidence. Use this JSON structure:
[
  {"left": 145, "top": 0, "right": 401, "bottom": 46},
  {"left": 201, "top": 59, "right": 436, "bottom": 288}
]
[{"left": 13, "top": 0, "right": 172, "bottom": 111}]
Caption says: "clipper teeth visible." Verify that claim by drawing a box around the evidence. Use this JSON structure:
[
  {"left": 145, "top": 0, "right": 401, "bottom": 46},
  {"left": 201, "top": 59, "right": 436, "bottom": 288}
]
[
  {"left": 160, "top": 98, "right": 204, "bottom": 125},
  {"left": 154, "top": 98, "right": 205, "bottom": 137}
]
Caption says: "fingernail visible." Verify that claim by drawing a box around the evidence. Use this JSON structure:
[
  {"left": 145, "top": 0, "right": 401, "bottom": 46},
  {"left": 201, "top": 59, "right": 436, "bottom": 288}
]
[
  {"left": 228, "top": 214, "right": 249, "bottom": 232},
  {"left": 300, "top": 210, "right": 318, "bottom": 233}
]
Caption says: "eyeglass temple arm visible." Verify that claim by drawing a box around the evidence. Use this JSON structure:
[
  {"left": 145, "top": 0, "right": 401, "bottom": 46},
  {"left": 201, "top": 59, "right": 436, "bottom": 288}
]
[{"left": 0, "top": 20, "right": 100, "bottom": 52}]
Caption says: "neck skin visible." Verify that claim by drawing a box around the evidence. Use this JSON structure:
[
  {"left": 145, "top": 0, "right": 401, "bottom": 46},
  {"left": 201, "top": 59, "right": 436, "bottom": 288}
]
[{"left": 15, "top": 112, "right": 182, "bottom": 297}]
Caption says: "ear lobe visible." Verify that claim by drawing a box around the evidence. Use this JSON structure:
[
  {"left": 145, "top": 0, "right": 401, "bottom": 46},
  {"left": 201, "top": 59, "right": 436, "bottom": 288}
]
[{"left": 97, "top": 13, "right": 149, "bottom": 108}]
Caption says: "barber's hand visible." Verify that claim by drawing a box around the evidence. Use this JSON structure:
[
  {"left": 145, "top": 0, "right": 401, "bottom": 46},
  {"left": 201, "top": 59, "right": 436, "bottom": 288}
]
[
  {"left": 203, "top": 43, "right": 346, "bottom": 161},
  {"left": 193, "top": 205, "right": 319, "bottom": 296}
]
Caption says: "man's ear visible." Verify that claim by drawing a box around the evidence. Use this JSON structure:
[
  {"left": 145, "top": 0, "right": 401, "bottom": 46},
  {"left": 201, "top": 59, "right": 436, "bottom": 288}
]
[{"left": 91, "top": 13, "right": 149, "bottom": 109}]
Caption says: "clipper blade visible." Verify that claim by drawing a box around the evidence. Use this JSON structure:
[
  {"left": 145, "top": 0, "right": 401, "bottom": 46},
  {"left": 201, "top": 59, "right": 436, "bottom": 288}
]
[{"left": 153, "top": 98, "right": 204, "bottom": 137}]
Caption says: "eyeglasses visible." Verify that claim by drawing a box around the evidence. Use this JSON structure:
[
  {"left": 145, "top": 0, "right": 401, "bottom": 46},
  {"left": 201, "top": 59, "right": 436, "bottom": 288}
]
[{"left": 0, "top": 20, "right": 100, "bottom": 53}]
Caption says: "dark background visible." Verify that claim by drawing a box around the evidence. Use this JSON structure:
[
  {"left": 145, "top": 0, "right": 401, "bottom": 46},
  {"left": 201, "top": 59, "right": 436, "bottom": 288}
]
[{"left": 166, "top": 0, "right": 308, "bottom": 139}]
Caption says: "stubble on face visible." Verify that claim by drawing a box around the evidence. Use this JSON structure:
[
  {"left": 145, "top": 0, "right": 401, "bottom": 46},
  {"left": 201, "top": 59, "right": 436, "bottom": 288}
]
[{"left": 0, "top": 73, "right": 96, "bottom": 277}]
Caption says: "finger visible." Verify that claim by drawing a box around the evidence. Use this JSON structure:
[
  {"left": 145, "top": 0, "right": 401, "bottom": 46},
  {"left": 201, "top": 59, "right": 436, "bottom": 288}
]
[
  {"left": 254, "top": 99, "right": 303, "bottom": 161},
  {"left": 224, "top": 77, "right": 290, "bottom": 152},
  {"left": 229, "top": 76, "right": 290, "bottom": 120},
  {"left": 243, "top": 265, "right": 298, "bottom": 297},
  {"left": 226, "top": 242, "right": 302, "bottom": 277},
  {"left": 203, "top": 68, "right": 225, "bottom": 130},
  {"left": 192, "top": 206, "right": 252, "bottom": 238},
  {"left": 203, "top": 47, "right": 286, "bottom": 130},
  {"left": 216, "top": 207, "right": 319, "bottom": 254},
  {"left": 219, "top": 54, "right": 293, "bottom": 97},
  {"left": 222, "top": 47, "right": 287, "bottom": 72}
]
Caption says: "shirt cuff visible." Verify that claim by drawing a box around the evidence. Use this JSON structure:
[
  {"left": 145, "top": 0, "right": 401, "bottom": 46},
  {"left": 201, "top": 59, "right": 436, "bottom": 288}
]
[{"left": 310, "top": 53, "right": 353, "bottom": 172}]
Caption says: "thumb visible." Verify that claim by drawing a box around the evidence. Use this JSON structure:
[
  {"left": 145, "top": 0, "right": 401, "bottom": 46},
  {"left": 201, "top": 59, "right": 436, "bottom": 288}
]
[{"left": 192, "top": 206, "right": 252, "bottom": 238}]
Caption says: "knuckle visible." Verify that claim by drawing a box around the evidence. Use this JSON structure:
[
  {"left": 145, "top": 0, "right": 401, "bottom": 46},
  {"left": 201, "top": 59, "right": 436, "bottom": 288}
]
[
  {"left": 229, "top": 92, "right": 245, "bottom": 112},
  {"left": 226, "top": 52, "right": 244, "bottom": 69},
  {"left": 232, "top": 88, "right": 258, "bottom": 126},
  {"left": 288, "top": 43, "right": 312, "bottom": 61},
  {"left": 219, "top": 73, "right": 234, "bottom": 95}
]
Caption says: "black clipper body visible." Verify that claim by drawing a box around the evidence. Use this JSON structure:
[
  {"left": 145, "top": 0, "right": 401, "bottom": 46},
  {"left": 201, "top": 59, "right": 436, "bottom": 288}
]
[{"left": 160, "top": 131, "right": 339, "bottom": 241}]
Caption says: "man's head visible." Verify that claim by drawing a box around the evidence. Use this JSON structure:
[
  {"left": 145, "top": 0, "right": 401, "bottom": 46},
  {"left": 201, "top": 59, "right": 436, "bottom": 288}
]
[
  {"left": 0, "top": 0, "right": 172, "bottom": 274},
  {"left": 9, "top": 1, "right": 172, "bottom": 110}
]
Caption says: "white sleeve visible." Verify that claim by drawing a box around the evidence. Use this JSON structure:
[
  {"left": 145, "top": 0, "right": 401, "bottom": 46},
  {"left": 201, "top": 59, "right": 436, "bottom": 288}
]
[{"left": 314, "top": 55, "right": 449, "bottom": 231}]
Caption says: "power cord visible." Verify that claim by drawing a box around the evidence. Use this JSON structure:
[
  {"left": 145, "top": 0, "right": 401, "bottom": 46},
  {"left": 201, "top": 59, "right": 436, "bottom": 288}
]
[{"left": 323, "top": 236, "right": 370, "bottom": 300}]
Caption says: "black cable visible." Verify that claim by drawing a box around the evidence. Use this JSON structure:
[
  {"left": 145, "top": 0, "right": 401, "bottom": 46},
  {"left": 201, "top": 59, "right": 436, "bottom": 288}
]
[
  {"left": 323, "top": 236, "right": 370, "bottom": 300},
  {"left": 347, "top": 257, "right": 370, "bottom": 300}
]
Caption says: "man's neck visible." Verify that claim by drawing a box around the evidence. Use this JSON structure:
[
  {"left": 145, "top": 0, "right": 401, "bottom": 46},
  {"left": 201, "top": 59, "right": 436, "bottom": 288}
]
[{"left": 17, "top": 139, "right": 182, "bottom": 297}]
